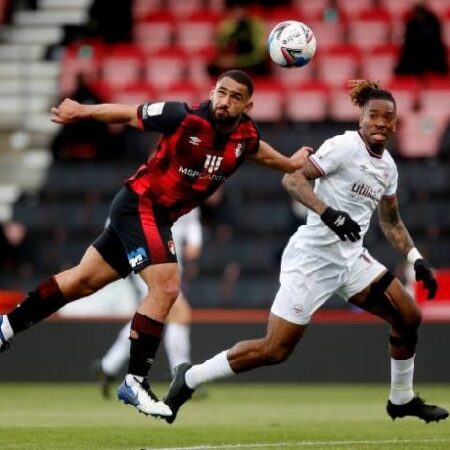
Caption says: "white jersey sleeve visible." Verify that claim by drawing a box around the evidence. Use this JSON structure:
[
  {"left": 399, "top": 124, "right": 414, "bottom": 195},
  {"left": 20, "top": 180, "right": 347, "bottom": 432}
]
[
  {"left": 383, "top": 161, "right": 398, "bottom": 198},
  {"left": 309, "top": 135, "right": 347, "bottom": 176}
]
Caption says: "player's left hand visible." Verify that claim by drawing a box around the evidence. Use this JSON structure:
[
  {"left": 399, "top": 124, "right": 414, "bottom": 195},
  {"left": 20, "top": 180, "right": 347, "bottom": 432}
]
[
  {"left": 50, "top": 98, "right": 82, "bottom": 124},
  {"left": 414, "top": 259, "right": 438, "bottom": 300},
  {"left": 290, "top": 146, "right": 313, "bottom": 171}
]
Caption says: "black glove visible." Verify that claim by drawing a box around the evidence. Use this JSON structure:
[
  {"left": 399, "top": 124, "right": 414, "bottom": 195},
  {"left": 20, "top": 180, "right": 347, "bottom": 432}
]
[
  {"left": 320, "top": 207, "right": 361, "bottom": 242},
  {"left": 414, "top": 259, "right": 438, "bottom": 300}
]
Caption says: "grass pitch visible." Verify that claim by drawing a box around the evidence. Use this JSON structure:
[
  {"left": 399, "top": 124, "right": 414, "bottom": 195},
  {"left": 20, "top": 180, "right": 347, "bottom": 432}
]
[{"left": 0, "top": 383, "right": 449, "bottom": 450}]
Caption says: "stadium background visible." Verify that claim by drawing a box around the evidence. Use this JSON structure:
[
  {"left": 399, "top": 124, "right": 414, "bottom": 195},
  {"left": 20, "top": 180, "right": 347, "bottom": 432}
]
[{"left": 0, "top": 0, "right": 449, "bottom": 383}]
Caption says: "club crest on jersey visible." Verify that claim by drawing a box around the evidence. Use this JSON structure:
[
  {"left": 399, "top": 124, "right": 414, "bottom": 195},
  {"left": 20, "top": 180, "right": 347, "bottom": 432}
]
[
  {"left": 167, "top": 240, "right": 176, "bottom": 255},
  {"left": 189, "top": 136, "right": 202, "bottom": 146},
  {"left": 235, "top": 142, "right": 245, "bottom": 157}
]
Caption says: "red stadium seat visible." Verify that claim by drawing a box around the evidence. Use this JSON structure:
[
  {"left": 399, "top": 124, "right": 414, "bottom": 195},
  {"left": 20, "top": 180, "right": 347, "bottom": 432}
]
[
  {"left": 133, "top": 18, "right": 174, "bottom": 52},
  {"left": 397, "top": 113, "right": 447, "bottom": 158},
  {"left": 156, "top": 82, "right": 199, "bottom": 104},
  {"left": 348, "top": 11, "right": 392, "bottom": 51},
  {"left": 379, "top": 0, "right": 411, "bottom": 21},
  {"left": 294, "top": 0, "right": 331, "bottom": 19},
  {"left": 249, "top": 81, "right": 284, "bottom": 122},
  {"left": 317, "top": 45, "right": 360, "bottom": 88},
  {"left": 144, "top": 48, "right": 187, "bottom": 88},
  {"left": 111, "top": 83, "right": 155, "bottom": 105},
  {"left": 285, "top": 81, "right": 328, "bottom": 122},
  {"left": 272, "top": 57, "right": 316, "bottom": 88},
  {"left": 307, "top": 20, "right": 345, "bottom": 51},
  {"left": 360, "top": 45, "right": 400, "bottom": 85},
  {"left": 132, "top": 0, "right": 163, "bottom": 22},
  {"left": 175, "top": 11, "right": 219, "bottom": 53},
  {"left": 101, "top": 45, "right": 144, "bottom": 89},
  {"left": 166, "top": 0, "right": 203, "bottom": 18},
  {"left": 328, "top": 87, "right": 361, "bottom": 121},
  {"left": 419, "top": 77, "right": 450, "bottom": 119},
  {"left": 387, "top": 77, "right": 419, "bottom": 119},
  {"left": 336, "top": 0, "right": 374, "bottom": 19},
  {"left": 426, "top": 0, "right": 450, "bottom": 18}
]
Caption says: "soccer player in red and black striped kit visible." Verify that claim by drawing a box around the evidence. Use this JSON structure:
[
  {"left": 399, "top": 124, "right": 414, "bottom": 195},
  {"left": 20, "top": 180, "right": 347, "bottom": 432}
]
[{"left": 0, "top": 70, "right": 311, "bottom": 418}]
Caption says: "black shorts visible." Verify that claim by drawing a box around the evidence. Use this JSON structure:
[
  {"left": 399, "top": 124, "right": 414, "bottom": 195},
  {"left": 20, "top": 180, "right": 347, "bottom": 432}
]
[{"left": 92, "top": 186, "right": 178, "bottom": 277}]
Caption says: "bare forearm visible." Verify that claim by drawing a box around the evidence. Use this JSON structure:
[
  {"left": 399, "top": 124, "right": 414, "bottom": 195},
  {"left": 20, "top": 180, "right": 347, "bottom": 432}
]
[
  {"left": 282, "top": 172, "right": 327, "bottom": 215},
  {"left": 78, "top": 103, "right": 137, "bottom": 124},
  {"left": 379, "top": 219, "right": 415, "bottom": 255}
]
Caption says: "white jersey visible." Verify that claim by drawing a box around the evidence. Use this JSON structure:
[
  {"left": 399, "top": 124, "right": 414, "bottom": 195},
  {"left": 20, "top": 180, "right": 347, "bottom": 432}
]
[
  {"left": 171, "top": 207, "right": 202, "bottom": 267},
  {"left": 290, "top": 130, "right": 398, "bottom": 264}
]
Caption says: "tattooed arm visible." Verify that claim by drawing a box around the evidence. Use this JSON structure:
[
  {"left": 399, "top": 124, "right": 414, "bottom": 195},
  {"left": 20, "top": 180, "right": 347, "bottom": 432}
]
[
  {"left": 377, "top": 196, "right": 414, "bottom": 255},
  {"left": 281, "top": 160, "right": 328, "bottom": 215}
]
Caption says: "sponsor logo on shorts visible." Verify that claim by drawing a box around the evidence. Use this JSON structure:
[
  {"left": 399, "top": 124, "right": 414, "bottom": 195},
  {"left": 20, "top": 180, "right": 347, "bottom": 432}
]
[{"left": 127, "top": 247, "right": 148, "bottom": 268}]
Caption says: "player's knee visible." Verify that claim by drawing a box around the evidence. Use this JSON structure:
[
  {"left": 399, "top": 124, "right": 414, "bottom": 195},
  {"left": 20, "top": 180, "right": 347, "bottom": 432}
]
[
  {"left": 402, "top": 306, "right": 422, "bottom": 331},
  {"left": 260, "top": 340, "right": 293, "bottom": 365}
]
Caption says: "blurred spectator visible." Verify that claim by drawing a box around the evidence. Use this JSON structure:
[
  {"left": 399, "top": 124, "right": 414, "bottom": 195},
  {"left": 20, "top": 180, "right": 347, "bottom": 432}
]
[
  {"left": 50, "top": 76, "right": 124, "bottom": 161},
  {"left": 395, "top": 1, "right": 449, "bottom": 76},
  {"left": 208, "top": 2, "right": 270, "bottom": 77},
  {"left": 0, "top": 222, "right": 35, "bottom": 276},
  {"left": 87, "top": 0, "right": 133, "bottom": 44}
]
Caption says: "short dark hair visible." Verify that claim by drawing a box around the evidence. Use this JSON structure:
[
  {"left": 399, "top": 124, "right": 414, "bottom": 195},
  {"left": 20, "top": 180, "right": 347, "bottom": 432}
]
[
  {"left": 217, "top": 70, "right": 254, "bottom": 97},
  {"left": 348, "top": 79, "right": 396, "bottom": 110}
]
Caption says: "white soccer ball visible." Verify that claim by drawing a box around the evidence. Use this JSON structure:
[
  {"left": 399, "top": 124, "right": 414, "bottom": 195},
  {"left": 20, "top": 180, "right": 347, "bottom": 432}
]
[{"left": 267, "top": 20, "right": 317, "bottom": 68}]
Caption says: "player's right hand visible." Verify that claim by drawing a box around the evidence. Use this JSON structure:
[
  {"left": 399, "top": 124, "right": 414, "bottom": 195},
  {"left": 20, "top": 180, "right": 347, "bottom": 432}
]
[
  {"left": 50, "top": 98, "right": 81, "bottom": 124},
  {"left": 320, "top": 206, "right": 361, "bottom": 242},
  {"left": 290, "top": 146, "right": 313, "bottom": 171},
  {"left": 414, "top": 259, "right": 438, "bottom": 300}
]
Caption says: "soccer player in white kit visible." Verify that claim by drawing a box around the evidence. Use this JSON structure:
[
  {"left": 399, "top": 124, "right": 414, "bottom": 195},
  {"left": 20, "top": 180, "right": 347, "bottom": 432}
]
[
  {"left": 163, "top": 80, "right": 449, "bottom": 424},
  {"left": 96, "top": 207, "right": 202, "bottom": 397}
]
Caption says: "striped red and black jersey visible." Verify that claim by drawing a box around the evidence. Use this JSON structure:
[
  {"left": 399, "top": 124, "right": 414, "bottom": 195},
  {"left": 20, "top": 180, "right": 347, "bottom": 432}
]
[{"left": 126, "top": 100, "right": 260, "bottom": 221}]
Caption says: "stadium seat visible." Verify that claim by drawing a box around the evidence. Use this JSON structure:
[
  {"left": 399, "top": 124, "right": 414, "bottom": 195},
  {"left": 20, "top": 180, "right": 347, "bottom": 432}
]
[
  {"left": 144, "top": 48, "right": 187, "bottom": 88},
  {"left": 101, "top": 44, "right": 143, "bottom": 89},
  {"left": 426, "top": 0, "right": 450, "bottom": 18},
  {"left": 379, "top": 0, "right": 412, "bottom": 21},
  {"left": 307, "top": 20, "right": 345, "bottom": 50},
  {"left": 419, "top": 77, "right": 450, "bottom": 120},
  {"left": 249, "top": 81, "right": 284, "bottom": 122},
  {"left": 387, "top": 77, "right": 419, "bottom": 119},
  {"left": 175, "top": 11, "right": 219, "bottom": 53},
  {"left": 272, "top": 57, "right": 316, "bottom": 88},
  {"left": 132, "top": 0, "right": 163, "bottom": 22},
  {"left": 396, "top": 113, "right": 447, "bottom": 158},
  {"left": 285, "top": 81, "right": 328, "bottom": 122},
  {"left": 348, "top": 13, "right": 392, "bottom": 51},
  {"left": 360, "top": 45, "right": 400, "bottom": 85},
  {"left": 166, "top": 0, "right": 204, "bottom": 18},
  {"left": 294, "top": 0, "right": 332, "bottom": 19},
  {"left": 316, "top": 45, "right": 360, "bottom": 87},
  {"left": 336, "top": 0, "right": 375, "bottom": 19},
  {"left": 156, "top": 81, "right": 199, "bottom": 104},
  {"left": 110, "top": 83, "right": 155, "bottom": 105},
  {"left": 328, "top": 87, "right": 361, "bottom": 121},
  {"left": 133, "top": 17, "right": 174, "bottom": 52}
]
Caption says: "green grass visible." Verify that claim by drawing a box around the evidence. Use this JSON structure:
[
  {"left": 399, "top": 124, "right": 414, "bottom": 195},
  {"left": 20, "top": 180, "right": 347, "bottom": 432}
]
[{"left": 0, "top": 383, "right": 449, "bottom": 449}]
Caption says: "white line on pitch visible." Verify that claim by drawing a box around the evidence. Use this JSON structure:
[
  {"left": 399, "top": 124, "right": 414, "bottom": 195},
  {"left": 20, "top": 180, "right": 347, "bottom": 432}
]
[{"left": 150, "top": 437, "right": 450, "bottom": 450}]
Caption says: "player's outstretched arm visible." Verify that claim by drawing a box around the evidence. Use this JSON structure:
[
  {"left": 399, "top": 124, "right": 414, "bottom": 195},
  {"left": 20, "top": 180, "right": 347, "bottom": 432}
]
[
  {"left": 378, "top": 196, "right": 437, "bottom": 299},
  {"left": 248, "top": 140, "right": 312, "bottom": 173},
  {"left": 283, "top": 161, "right": 361, "bottom": 242},
  {"left": 50, "top": 98, "right": 139, "bottom": 127}
]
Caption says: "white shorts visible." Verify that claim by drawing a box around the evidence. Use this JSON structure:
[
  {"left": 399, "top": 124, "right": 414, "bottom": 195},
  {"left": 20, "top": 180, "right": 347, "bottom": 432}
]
[{"left": 271, "top": 244, "right": 387, "bottom": 325}]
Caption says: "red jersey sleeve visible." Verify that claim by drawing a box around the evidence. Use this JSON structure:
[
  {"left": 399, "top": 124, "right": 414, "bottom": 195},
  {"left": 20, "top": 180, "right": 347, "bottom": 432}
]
[{"left": 137, "top": 101, "right": 188, "bottom": 134}]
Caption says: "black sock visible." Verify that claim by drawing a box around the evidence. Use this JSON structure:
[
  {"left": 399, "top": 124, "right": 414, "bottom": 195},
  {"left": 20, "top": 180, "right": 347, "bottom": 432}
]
[
  {"left": 127, "top": 313, "right": 164, "bottom": 378},
  {"left": 8, "top": 276, "right": 68, "bottom": 333}
]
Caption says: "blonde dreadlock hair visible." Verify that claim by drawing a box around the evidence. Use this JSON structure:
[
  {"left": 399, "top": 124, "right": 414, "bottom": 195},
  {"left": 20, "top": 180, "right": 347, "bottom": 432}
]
[{"left": 348, "top": 80, "right": 396, "bottom": 109}]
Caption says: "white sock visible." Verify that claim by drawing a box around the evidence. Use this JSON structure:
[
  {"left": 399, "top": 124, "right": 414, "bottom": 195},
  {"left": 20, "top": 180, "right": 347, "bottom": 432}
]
[
  {"left": 389, "top": 355, "right": 415, "bottom": 405},
  {"left": 164, "top": 323, "right": 190, "bottom": 375},
  {"left": 101, "top": 320, "right": 131, "bottom": 376},
  {"left": 0, "top": 315, "right": 14, "bottom": 340},
  {"left": 185, "top": 350, "right": 235, "bottom": 389}
]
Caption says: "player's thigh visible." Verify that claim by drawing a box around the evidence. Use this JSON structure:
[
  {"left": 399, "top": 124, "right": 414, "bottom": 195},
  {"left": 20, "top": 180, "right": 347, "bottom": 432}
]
[
  {"left": 55, "top": 245, "right": 121, "bottom": 299},
  {"left": 138, "top": 262, "right": 181, "bottom": 298},
  {"left": 271, "top": 245, "right": 341, "bottom": 325},
  {"left": 166, "top": 293, "right": 191, "bottom": 324}
]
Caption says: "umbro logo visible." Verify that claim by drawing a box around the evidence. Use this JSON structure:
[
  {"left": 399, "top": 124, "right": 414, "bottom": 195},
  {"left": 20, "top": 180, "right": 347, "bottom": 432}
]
[
  {"left": 189, "top": 136, "right": 201, "bottom": 146},
  {"left": 334, "top": 215, "right": 345, "bottom": 227},
  {"left": 359, "top": 164, "right": 369, "bottom": 171}
]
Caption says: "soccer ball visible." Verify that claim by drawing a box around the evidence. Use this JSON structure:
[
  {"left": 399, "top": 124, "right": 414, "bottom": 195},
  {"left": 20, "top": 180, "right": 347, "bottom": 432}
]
[{"left": 267, "top": 21, "right": 316, "bottom": 68}]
